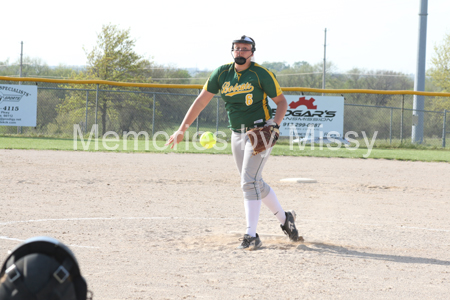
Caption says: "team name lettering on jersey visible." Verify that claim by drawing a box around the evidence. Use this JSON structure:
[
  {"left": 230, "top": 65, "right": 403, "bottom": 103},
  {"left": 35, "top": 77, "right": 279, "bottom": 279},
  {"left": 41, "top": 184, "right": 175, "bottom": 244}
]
[{"left": 221, "top": 82, "right": 254, "bottom": 97}]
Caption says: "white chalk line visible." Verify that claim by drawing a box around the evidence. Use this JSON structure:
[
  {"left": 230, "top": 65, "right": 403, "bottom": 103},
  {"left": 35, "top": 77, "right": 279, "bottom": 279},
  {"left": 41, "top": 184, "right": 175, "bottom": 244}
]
[
  {"left": 0, "top": 217, "right": 241, "bottom": 250},
  {"left": 0, "top": 216, "right": 449, "bottom": 233},
  {"left": 0, "top": 236, "right": 23, "bottom": 242},
  {"left": 0, "top": 216, "right": 240, "bottom": 226}
]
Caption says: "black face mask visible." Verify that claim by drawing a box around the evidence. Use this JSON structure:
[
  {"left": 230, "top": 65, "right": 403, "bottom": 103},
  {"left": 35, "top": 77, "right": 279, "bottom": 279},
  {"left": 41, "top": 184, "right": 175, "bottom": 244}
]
[
  {"left": 234, "top": 56, "right": 250, "bottom": 65},
  {"left": 231, "top": 49, "right": 252, "bottom": 65},
  {"left": 234, "top": 56, "right": 247, "bottom": 65}
]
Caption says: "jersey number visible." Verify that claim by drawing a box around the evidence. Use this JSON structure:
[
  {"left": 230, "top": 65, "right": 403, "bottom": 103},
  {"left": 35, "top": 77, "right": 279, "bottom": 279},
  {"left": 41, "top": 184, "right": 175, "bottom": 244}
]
[{"left": 245, "top": 94, "right": 253, "bottom": 106}]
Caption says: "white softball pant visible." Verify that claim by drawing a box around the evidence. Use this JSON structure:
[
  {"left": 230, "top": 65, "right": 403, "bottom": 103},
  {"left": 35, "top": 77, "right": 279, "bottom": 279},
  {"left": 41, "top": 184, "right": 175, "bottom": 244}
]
[{"left": 231, "top": 131, "right": 273, "bottom": 201}]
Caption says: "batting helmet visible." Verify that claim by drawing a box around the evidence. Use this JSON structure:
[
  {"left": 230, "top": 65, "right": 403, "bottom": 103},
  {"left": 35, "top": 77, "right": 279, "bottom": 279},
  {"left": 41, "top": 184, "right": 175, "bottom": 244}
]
[
  {"left": 0, "top": 236, "right": 90, "bottom": 300},
  {"left": 231, "top": 35, "right": 256, "bottom": 52}
]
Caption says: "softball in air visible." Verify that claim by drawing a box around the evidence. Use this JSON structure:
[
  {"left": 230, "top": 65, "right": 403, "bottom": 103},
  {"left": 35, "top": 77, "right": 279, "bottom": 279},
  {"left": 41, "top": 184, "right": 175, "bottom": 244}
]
[{"left": 199, "top": 131, "right": 216, "bottom": 149}]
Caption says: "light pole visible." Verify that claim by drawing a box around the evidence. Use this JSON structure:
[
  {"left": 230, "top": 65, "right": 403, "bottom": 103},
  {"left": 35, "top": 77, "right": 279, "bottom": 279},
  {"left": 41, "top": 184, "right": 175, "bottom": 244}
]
[
  {"left": 322, "top": 28, "right": 327, "bottom": 96},
  {"left": 412, "top": 0, "right": 428, "bottom": 144}
]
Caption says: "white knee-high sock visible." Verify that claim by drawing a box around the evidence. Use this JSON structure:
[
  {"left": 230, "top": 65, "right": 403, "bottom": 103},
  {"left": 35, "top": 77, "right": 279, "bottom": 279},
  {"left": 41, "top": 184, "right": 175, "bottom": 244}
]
[
  {"left": 262, "top": 187, "right": 286, "bottom": 225},
  {"left": 244, "top": 200, "right": 261, "bottom": 237}
]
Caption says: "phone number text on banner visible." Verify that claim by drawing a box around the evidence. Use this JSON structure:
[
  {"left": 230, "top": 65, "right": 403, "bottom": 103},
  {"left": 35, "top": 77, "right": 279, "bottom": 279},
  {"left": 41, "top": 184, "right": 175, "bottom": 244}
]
[
  {"left": 269, "top": 95, "right": 344, "bottom": 138},
  {"left": 0, "top": 84, "right": 38, "bottom": 127}
]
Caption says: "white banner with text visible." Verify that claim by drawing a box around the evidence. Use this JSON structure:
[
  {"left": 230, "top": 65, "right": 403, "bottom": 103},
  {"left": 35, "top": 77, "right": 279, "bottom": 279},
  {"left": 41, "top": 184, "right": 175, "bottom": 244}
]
[
  {"left": 269, "top": 95, "right": 344, "bottom": 138},
  {"left": 0, "top": 84, "right": 38, "bottom": 127}
]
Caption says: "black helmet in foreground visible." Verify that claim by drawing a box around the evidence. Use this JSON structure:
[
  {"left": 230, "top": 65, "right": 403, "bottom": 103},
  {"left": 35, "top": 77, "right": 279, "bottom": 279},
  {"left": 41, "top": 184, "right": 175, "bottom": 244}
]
[{"left": 0, "top": 236, "right": 91, "bottom": 300}]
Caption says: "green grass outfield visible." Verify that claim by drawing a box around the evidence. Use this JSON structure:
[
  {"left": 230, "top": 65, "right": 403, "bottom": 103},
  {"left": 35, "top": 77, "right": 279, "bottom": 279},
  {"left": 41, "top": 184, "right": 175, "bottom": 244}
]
[{"left": 1, "top": 136, "right": 449, "bottom": 162}]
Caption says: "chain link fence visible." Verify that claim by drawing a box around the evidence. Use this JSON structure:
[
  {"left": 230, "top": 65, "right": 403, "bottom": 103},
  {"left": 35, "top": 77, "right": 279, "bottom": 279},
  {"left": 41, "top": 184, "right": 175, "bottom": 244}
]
[
  {"left": 1, "top": 80, "right": 449, "bottom": 147},
  {"left": 282, "top": 90, "right": 449, "bottom": 147}
]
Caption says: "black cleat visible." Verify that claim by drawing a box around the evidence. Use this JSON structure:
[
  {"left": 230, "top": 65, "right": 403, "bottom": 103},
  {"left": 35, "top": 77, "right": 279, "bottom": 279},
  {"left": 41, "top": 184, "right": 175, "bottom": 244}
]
[
  {"left": 281, "top": 210, "right": 303, "bottom": 242},
  {"left": 236, "top": 233, "right": 262, "bottom": 250}
]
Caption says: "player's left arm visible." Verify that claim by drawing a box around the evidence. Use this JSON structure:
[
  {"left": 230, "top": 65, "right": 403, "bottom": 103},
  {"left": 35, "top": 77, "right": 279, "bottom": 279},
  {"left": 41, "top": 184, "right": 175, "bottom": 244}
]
[{"left": 271, "top": 94, "right": 287, "bottom": 126}]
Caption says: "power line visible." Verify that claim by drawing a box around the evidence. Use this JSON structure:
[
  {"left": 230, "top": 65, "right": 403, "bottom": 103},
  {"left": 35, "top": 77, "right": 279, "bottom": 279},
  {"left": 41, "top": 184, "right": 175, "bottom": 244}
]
[
  {"left": 150, "top": 77, "right": 207, "bottom": 81},
  {"left": 0, "top": 63, "right": 33, "bottom": 67},
  {"left": 276, "top": 72, "right": 415, "bottom": 78}
]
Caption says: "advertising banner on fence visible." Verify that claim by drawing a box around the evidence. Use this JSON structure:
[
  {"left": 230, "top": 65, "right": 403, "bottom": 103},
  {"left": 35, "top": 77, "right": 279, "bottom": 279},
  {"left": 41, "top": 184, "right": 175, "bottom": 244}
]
[
  {"left": 269, "top": 95, "right": 344, "bottom": 139},
  {"left": 0, "top": 84, "right": 38, "bottom": 127}
]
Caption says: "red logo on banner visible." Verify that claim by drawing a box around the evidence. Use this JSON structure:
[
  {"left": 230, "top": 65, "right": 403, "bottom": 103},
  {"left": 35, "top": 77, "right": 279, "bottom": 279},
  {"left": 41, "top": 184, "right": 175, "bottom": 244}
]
[{"left": 289, "top": 97, "right": 317, "bottom": 110}]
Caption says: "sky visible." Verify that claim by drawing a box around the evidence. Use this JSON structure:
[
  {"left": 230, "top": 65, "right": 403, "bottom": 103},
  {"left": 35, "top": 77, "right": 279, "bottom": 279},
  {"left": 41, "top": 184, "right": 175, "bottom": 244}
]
[{"left": 1, "top": 0, "right": 449, "bottom": 75}]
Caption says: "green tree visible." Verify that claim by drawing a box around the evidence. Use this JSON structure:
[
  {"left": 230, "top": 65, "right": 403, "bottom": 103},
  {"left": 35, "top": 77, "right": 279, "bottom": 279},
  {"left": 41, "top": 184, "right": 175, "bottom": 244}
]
[
  {"left": 84, "top": 24, "right": 152, "bottom": 82},
  {"left": 261, "top": 61, "right": 290, "bottom": 72},
  {"left": 189, "top": 70, "right": 212, "bottom": 85},
  {"left": 275, "top": 61, "right": 333, "bottom": 89},
  {"left": 53, "top": 24, "right": 198, "bottom": 136},
  {"left": 0, "top": 58, "right": 81, "bottom": 136},
  {"left": 144, "top": 64, "right": 192, "bottom": 84},
  {"left": 0, "top": 57, "right": 80, "bottom": 78},
  {"left": 59, "top": 24, "right": 155, "bottom": 135},
  {"left": 428, "top": 33, "right": 450, "bottom": 92},
  {"left": 428, "top": 33, "right": 450, "bottom": 112},
  {"left": 0, "top": 57, "right": 51, "bottom": 77},
  {"left": 338, "top": 69, "right": 413, "bottom": 106},
  {"left": 85, "top": 24, "right": 154, "bottom": 134},
  {"left": 0, "top": 59, "right": 18, "bottom": 77}
]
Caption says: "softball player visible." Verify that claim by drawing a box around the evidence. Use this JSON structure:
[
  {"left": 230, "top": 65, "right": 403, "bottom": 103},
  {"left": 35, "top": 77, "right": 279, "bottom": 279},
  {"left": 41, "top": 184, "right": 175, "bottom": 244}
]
[{"left": 166, "top": 35, "right": 301, "bottom": 250}]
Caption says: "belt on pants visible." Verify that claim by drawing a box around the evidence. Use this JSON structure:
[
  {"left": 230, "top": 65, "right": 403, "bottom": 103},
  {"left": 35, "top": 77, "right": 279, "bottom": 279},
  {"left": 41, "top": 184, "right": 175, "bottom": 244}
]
[{"left": 232, "top": 125, "right": 265, "bottom": 134}]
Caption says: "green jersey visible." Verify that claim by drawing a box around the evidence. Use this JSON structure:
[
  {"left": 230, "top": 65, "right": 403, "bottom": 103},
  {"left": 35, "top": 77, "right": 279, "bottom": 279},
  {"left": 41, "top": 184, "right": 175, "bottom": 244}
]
[{"left": 203, "top": 62, "right": 283, "bottom": 131}]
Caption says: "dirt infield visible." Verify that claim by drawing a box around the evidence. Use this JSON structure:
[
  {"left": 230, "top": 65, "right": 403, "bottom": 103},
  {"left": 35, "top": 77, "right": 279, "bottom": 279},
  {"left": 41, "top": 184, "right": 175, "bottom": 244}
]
[{"left": 1, "top": 149, "right": 449, "bottom": 299}]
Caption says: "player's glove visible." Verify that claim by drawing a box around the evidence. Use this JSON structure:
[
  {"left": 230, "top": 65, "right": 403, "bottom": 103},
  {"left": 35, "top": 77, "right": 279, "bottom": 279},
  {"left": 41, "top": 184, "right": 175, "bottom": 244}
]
[{"left": 247, "top": 123, "right": 280, "bottom": 156}]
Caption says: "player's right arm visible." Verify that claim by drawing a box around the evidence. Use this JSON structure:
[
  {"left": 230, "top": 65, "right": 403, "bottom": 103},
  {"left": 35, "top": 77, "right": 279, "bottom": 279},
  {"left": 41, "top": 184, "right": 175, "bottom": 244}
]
[
  {"left": 165, "top": 89, "right": 215, "bottom": 148},
  {"left": 166, "top": 64, "right": 226, "bottom": 148}
]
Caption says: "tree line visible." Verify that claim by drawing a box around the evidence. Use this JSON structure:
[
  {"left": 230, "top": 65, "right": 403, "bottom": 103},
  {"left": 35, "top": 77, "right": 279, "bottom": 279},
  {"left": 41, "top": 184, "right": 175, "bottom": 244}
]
[
  {"left": 1, "top": 24, "right": 449, "bottom": 137},
  {"left": 1, "top": 24, "right": 448, "bottom": 95}
]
